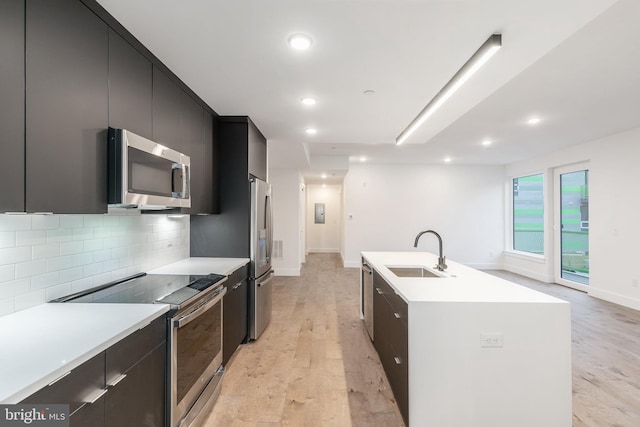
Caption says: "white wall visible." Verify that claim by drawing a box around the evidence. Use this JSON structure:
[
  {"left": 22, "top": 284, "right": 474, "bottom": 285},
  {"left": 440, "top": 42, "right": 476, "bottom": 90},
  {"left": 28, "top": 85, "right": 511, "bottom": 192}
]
[
  {"left": 505, "top": 126, "right": 640, "bottom": 310},
  {"left": 0, "top": 210, "right": 189, "bottom": 316},
  {"left": 342, "top": 163, "right": 505, "bottom": 268},
  {"left": 269, "top": 168, "right": 303, "bottom": 276},
  {"left": 306, "top": 185, "right": 342, "bottom": 253}
]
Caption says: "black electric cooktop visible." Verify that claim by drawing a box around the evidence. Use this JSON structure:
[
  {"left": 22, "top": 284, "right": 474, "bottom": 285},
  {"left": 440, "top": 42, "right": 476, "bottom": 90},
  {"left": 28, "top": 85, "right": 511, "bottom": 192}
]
[{"left": 53, "top": 273, "right": 226, "bottom": 308}]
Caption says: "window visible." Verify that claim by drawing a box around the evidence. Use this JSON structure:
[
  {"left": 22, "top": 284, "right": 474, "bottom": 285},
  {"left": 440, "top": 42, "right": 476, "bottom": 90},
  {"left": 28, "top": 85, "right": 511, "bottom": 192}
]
[{"left": 513, "top": 174, "right": 544, "bottom": 254}]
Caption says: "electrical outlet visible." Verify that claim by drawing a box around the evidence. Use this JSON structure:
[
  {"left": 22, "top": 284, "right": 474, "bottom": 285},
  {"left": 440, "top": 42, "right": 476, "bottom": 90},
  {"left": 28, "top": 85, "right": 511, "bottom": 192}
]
[{"left": 481, "top": 333, "right": 504, "bottom": 348}]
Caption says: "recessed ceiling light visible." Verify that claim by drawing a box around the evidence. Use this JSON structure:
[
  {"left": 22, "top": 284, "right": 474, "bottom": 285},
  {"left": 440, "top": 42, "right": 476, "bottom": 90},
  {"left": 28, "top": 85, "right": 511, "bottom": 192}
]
[
  {"left": 360, "top": 156, "right": 366, "bottom": 162},
  {"left": 305, "top": 128, "right": 317, "bottom": 135},
  {"left": 301, "top": 97, "right": 317, "bottom": 106},
  {"left": 444, "top": 157, "right": 452, "bottom": 163},
  {"left": 288, "top": 34, "right": 313, "bottom": 50},
  {"left": 482, "top": 139, "right": 492, "bottom": 147},
  {"left": 363, "top": 89, "right": 375, "bottom": 96},
  {"left": 527, "top": 117, "right": 541, "bottom": 125},
  {"left": 321, "top": 174, "right": 327, "bottom": 179}
]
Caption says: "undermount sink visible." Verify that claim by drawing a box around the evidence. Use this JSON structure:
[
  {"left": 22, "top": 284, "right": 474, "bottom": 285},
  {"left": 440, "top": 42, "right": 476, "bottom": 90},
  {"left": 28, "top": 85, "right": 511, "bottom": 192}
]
[{"left": 387, "top": 266, "right": 445, "bottom": 278}]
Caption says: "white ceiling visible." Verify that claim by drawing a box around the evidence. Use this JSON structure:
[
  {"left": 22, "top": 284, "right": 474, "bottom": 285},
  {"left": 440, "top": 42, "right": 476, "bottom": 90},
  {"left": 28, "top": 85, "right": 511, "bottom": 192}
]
[{"left": 97, "top": 0, "right": 636, "bottom": 183}]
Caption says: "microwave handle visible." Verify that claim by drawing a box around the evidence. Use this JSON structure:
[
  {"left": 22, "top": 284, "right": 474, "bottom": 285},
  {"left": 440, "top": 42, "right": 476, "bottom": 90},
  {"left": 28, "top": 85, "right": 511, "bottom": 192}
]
[{"left": 171, "top": 163, "right": 189, "bottom": 199}]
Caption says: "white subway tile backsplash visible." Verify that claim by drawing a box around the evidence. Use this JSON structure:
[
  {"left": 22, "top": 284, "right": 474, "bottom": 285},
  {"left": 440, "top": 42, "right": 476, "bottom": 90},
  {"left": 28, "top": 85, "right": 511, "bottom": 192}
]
[
  {"left": 0, "top": 215, "right": 31, "bottom": 231},
  {"left": 32, "top": 243, "right": 60, "bottom": 260},
  {"left": 0, "top": 232, "right": 15, "bottom": 248},
  {"left": 16, "top": 260, "right": 46, "bottom": 279},
  {"left": 0, "top": 213, "right": 189, "bottom": 317},
  {"left": 0, "top": 265, "right": 15, "bottom": 283},
  {"left": 46, "top": 255, "right": 74, "bottom": 272},
  {"left": 14, "top": 290, "right": 45, "bottom": 311},
  {"left": 60, "top": 267, "right": 83, "bottom": 283},
  {"left": 0, "top": 297, "right": 14, "bottom": 316},
  {"left": 59, "top": 240, "right": 84, "bottom": 256},
  {"left": 32, "top": 215, "right": 60, "bottom": 230},
  {"left": 0, "top": 246, "right": 32, "bottom": 266},
  {"left": 0, "top": 278, "right": 30, "bottom": 299},
  {"left": 83, "top": 239, "right": 104, "bottom": 252},
  {"left": 59, "top": 215, "right": 83, "bottom": 229},
  {"left": 16, "top": 230, "right": 47, "bottom": 247},
  {"left": 31, "top": 271, "right": 61, "bottom": 291},
  {"left": 46, "top": 228, "right": 74, "bottom": 243}
]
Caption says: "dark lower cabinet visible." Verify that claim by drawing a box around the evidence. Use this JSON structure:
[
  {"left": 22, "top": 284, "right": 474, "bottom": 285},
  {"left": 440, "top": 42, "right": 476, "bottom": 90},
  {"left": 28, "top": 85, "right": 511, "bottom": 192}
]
[
  {"left": 373, "top": 270, "right": 409, "bottom": 425},
  {"left": 26, "top": 0, "right": 109, "bottom": 214},
  {"left": 21, "top": 316, "right": 166, "bottom": 427},
  {"left": 223, "top": 263, "right": 250, "bottom": 365},
  {"left": 0, "top": 0, "right": 25, "bottom": 212}
]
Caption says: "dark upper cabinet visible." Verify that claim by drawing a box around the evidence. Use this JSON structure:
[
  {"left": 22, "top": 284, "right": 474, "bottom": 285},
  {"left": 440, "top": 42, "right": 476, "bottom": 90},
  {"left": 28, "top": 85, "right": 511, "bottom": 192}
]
[
  {"left": 181, "top": 94, "right": 207, "bottom": 214},
  {"left": 108, "top": 29, "right": 152, "bottom": 139},
  {"left": 0, "top": 0, "right": 25, "bottom": 212},
  {"left": 152, "top": 66, "right": 183, "bottom": 152},
  {"left": 247, "top": 119, "right": 267, "bottom": 181},
  {"left": 26, "top": 0, "right": 109, "bottom": 214}
]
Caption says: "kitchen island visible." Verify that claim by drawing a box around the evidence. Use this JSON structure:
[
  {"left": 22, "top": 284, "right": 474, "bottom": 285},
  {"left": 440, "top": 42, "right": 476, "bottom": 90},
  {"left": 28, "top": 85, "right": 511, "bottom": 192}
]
[{"left": 361, "top": 251, "right": 572, "bottom": 427}]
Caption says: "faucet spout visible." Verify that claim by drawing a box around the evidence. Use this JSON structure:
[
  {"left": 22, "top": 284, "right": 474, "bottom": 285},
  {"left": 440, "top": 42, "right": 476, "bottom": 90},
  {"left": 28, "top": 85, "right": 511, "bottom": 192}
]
[{"left": 414, "top": 230, "right": 447, "bottom": 271}]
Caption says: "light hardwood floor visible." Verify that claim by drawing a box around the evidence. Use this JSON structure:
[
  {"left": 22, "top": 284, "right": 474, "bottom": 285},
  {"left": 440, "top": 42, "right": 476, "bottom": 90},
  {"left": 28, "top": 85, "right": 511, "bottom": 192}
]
[{"left": 204, "top": 254, "right": 640, "bottom": 426}]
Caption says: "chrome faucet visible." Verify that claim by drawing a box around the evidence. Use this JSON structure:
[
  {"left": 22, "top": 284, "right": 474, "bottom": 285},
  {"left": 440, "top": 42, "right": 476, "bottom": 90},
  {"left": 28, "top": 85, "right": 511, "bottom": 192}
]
[{"left": 414, "top": 230, "right": 447, "bottom": 271}]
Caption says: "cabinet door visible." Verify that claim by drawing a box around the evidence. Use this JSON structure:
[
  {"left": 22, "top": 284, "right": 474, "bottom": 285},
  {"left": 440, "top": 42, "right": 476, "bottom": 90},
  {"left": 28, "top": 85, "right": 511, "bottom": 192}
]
[
  {"left": 152, "top": 66, "right": 183, "bottom": 152},
  {"left": 0, "top": 0, "right": 25, "bottom": 212},
  {"left": 26, "top": 0, "right": 109, "bottom": 214},
  {"left": 108, "top": 29, "right": 152, "bottom": 139},
  {"left": 207, "top": 113, "right": 220, "bottom": 214},
  {"left": 180, "top": 93, "right": 208, "bottom": 214},
  {"left": 71, "top": 394, "right": 105, "bottom": 427},
  {"left": 105, "top": 343, "right": 166, "bottom": 427},
  {"left": 247, "top": 118, "right": 267, "bottom": 180},
  {"left": 223, "top": 278, "right": 248, "bottom": 365}
]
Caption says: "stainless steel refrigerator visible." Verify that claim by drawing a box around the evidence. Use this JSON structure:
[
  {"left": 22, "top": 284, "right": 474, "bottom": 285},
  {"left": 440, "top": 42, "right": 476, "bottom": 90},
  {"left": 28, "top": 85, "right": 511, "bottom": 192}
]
[{"left": 249, "top": 177, "right": 274, "bottom": 340}]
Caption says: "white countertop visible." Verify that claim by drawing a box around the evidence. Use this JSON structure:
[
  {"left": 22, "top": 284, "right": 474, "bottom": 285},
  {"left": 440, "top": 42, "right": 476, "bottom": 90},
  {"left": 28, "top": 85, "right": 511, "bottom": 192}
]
[
  {"left": 148, "top": 257, "right": 250, "bottom": 276},
  {"left": 361, "top": 251, "right": 567, "bottom": 304},
  {"left": 0, "top": 303, "right": 169, "bottom": 403}
]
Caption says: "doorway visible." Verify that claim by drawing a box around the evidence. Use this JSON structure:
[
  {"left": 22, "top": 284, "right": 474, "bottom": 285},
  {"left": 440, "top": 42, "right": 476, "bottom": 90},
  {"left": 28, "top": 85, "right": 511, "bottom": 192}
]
[
  {"left": 306, "top": 185, "right": 342, "bottom": 254},
  {"left": 554, "top": 163, "right": 589, "bottom": 290}
]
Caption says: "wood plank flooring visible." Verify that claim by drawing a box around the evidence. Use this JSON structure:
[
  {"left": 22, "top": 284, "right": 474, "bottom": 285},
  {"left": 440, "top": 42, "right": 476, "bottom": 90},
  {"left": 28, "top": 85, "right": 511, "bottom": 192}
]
[{"left": 203, "top": 254, "right": 640, "bottom": 426}]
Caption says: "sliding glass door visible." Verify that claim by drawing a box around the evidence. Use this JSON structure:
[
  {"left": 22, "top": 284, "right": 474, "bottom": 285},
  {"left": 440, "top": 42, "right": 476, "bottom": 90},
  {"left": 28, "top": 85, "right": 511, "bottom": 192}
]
[{"left": 555, "top": 164, "right": 589, "bottom": 289}]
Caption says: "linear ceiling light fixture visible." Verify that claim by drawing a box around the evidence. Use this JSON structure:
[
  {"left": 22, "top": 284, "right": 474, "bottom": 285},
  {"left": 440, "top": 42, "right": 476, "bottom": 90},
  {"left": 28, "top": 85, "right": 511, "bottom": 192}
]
[{"left": 395, "top": 33, "right": 502, "bottom": 145}]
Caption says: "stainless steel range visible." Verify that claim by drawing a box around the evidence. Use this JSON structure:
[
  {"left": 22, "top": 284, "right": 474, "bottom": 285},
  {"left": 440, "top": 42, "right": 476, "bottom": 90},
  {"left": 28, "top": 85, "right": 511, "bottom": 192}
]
[{"left": 54, "top": 272, "right": 227, "bottom": 427}]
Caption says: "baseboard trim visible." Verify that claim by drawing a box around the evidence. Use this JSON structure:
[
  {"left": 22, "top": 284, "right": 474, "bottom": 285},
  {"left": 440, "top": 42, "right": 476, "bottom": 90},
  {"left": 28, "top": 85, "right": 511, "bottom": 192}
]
[
  {"left": 503, "top": 265, "right": 554, "bottom": 283},
  {"left": 274, "top": 268, "right": 301, "bottom": 277},
  {"left": 307, "top": 248, "right": 340, "bottom": 254},
  {"left": 588, "top": 288, "right": 640, "bottom": 311}
]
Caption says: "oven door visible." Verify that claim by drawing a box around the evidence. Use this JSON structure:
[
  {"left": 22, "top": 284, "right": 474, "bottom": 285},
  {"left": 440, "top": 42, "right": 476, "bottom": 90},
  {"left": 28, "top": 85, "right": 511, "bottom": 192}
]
[{"left": 170, "top": 288, "right": 225, "bottom": 427}]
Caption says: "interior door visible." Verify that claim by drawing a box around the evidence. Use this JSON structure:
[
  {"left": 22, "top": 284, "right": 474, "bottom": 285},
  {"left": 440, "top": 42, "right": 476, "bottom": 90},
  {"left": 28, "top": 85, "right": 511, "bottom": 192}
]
[{"left": 554, "top": 163, "right": 589, "bottom": 290}]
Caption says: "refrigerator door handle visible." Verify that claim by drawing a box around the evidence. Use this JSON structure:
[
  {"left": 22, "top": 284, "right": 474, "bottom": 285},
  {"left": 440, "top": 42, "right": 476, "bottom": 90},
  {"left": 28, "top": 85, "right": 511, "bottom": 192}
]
[
  {"left": 265, "top": 192, "right": 273, "bottom": 263},
  {"left": 257, "top": 271, "right": 274, "bottom": 287}
]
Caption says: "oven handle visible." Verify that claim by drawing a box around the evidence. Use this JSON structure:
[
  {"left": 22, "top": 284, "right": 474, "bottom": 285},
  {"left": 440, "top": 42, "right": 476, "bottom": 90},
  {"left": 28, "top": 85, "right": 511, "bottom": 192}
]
[{"left": 174, "top": 287, "right": 226, "bottom": 329}]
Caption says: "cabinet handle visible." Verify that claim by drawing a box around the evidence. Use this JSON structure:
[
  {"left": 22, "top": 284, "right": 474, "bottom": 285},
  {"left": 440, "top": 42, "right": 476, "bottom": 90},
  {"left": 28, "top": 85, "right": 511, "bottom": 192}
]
[
  {"left": 375, "top": 288, "right": 383, "bottom": 295},
  {"left": 232, "top": 282, "right": 242, "bottom": 290},
  {"left": 393, "top": 312, "right": 401, "bottom": 319},
  {"left": 107, "top": 373, "right": 127, "bottom": 387},
  {"left": 394, "top": 357, "right": 402, "bottom": 365},
  {"left": 87, "top": 388, "right": 108, "bottom": 404},
  {"left": 48, "top": 370, "right": 71, "bottom": 386}
]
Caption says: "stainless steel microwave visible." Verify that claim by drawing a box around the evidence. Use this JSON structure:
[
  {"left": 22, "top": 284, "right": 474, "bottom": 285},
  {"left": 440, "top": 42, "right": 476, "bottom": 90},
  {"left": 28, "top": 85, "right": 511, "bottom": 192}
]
[{"left": 107, "top": 128, "right": 191, "bottom": 209}]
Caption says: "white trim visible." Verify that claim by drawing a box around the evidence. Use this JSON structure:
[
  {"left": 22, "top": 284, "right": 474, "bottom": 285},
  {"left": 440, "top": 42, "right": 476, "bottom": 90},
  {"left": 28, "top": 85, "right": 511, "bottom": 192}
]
[
  {"left": 274, "top": 268, "right": 300, "bottom": 277},
  {"left": 307, "top": 248, "right": 340, "bottom": 253},
  {"left": 588, "top": 288, "right": 640, "bottom": 311},
  {"left": 504, "top": 264, "right": 554, "bottom": 283},
  {"left": 503, "top": 250, "right": 546, "bottom": 263}
]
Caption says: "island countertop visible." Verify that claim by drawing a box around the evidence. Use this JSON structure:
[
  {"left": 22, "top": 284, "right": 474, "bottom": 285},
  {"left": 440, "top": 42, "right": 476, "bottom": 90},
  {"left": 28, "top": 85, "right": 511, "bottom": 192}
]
[{"left": 361, "top": 251, "right": 567, "bottom": 305}]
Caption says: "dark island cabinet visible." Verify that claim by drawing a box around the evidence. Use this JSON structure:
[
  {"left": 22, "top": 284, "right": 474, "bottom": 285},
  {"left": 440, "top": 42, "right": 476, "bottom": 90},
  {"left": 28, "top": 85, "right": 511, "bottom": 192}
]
[
  {"left": 223, "top": 263, "right": 250, "bottom": 365},
  {"left": 0, "top": 0, "right": 25, "bottom": 212},
  {"left": 152, "top": 66, "right": 183, "bottom": 152},
  {"left": 373, "top": 270, "right": 409, "bottom": 425},
  {"left": 25, "top": 0, "right": 109, "bottom": 214},
  {"left": 108, "top": 29, "right": 153, "bottom": 139}
]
